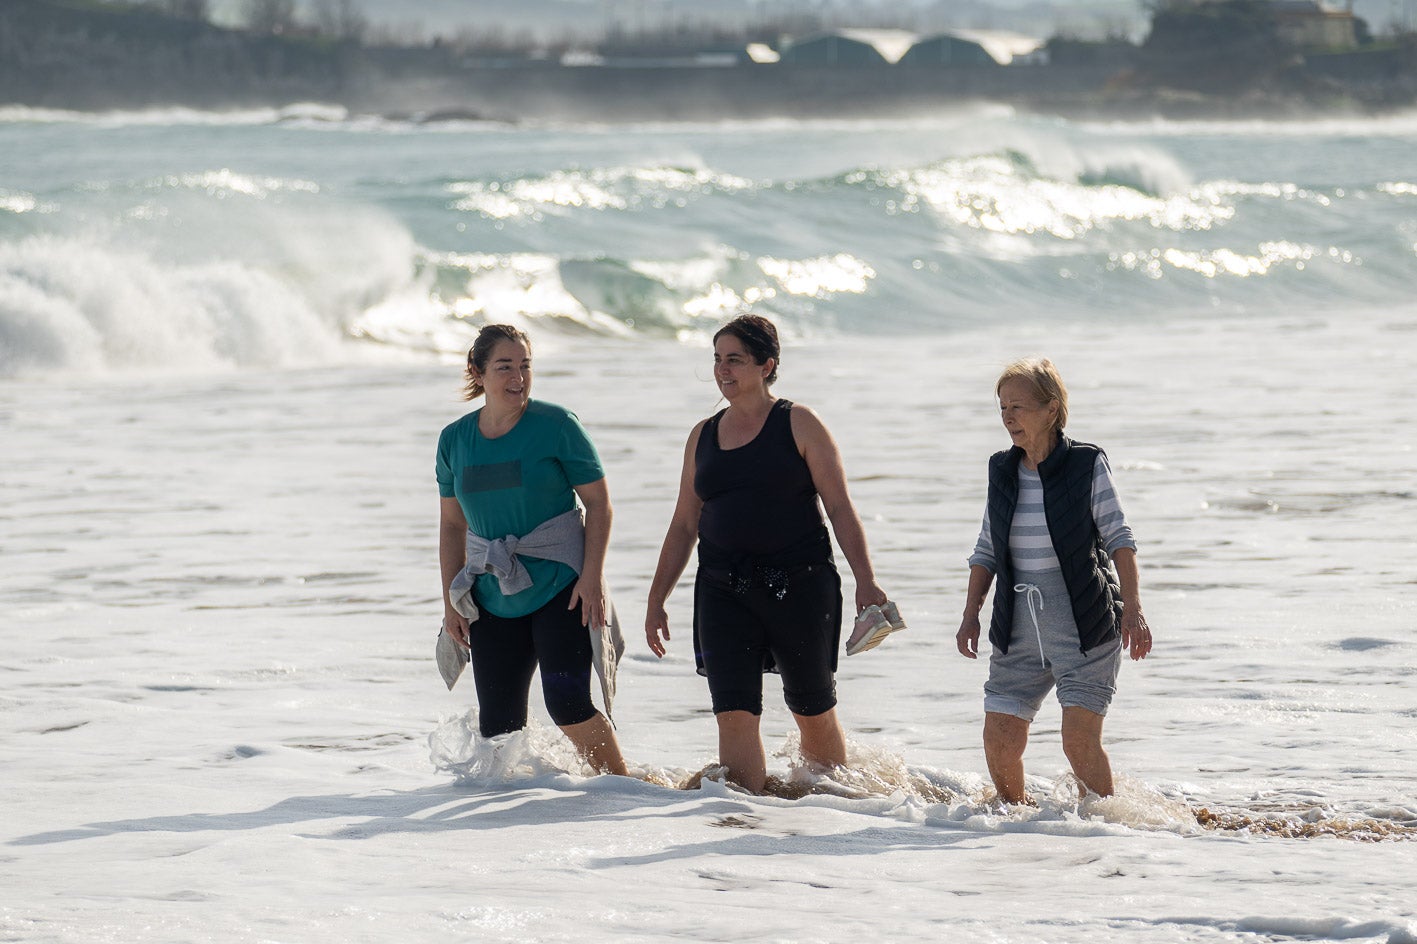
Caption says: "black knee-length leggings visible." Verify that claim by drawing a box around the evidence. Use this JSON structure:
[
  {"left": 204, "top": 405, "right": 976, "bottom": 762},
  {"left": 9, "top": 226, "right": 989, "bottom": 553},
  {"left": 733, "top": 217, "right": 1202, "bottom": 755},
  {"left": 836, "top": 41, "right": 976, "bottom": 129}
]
[{"left": 467, "top": 582, "right": 598, "bottom": 738}]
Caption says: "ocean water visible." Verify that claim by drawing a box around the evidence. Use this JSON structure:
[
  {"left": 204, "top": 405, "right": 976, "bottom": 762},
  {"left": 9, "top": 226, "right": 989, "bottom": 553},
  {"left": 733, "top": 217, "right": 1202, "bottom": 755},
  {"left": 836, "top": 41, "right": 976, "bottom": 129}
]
[
  {"left": 5, "top": 103, "right": 1417, "bottom": 371},
  {"left": 2, "top": 104, "right": 1416, "bottom": 943}
]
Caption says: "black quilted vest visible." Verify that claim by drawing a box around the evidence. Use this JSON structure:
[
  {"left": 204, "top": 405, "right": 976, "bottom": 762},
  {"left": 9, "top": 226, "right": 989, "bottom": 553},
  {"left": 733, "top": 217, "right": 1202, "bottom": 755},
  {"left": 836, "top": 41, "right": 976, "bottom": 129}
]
[{"left": 985, "top": 435, "right": 1122, "bottom": 654}]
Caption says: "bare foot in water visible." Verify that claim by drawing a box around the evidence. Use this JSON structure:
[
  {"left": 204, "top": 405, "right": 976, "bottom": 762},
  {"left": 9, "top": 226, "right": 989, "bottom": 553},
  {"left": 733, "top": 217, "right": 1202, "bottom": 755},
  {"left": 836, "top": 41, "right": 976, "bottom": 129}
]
[{"left": 677, "top": 764, "right": 726, "bottom": 791}]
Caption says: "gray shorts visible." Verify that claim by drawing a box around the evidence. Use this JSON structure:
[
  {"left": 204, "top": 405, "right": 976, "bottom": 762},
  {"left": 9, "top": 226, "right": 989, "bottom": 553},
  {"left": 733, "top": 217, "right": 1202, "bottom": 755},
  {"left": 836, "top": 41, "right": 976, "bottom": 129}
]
[{"left": 983, "top": 568, "right": 1121, "bottom": 721}]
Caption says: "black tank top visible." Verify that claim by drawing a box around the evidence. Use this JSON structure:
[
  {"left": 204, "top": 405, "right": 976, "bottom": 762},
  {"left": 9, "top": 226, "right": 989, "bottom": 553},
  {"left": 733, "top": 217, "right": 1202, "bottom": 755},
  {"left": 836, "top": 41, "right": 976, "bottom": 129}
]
[{"left": 694, "top": 399, "right": 829, "bottom": 565}]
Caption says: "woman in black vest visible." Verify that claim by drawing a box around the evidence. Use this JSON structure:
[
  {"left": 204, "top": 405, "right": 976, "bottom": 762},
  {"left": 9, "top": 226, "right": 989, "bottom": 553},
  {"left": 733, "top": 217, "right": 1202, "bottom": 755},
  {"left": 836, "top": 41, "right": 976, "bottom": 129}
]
[
  {"left": 644, "top": 315, "right": 891, "bottom": 794},
  {"left": 956, "top": 358, "right": 1153, "bottom": 804}
]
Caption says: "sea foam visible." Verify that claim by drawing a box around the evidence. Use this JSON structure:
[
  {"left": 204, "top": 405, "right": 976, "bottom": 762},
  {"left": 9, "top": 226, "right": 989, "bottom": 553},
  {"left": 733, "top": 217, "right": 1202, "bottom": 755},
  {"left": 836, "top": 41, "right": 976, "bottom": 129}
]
[{"left": 0, "top": 102, "right": 350, "bottom": 127}]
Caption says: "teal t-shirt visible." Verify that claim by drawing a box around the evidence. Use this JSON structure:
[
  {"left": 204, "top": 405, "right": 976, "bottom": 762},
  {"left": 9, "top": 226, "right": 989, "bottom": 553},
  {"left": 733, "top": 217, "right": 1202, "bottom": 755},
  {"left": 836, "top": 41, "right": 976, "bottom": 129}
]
[{"left": 436, "top": 400, "right": 604, "bottom": 619}]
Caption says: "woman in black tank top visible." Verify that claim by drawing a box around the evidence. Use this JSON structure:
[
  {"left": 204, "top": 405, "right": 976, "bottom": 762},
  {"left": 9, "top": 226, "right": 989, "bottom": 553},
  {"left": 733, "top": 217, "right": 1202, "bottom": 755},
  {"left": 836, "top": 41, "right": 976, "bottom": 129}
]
[
  {"left": 695, "top": 398, "right": 831, "bottom": 566},
  {"left": 644, "top": 315, "right": 892, "bottom": 794}
]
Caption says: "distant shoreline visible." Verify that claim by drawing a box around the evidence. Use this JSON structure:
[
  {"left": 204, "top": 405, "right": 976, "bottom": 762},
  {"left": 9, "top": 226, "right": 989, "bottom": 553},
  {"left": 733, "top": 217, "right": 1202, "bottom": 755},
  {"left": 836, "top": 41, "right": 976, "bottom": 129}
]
[
  {"left": 4, "top": 0, "right": 1416, "bottom": 124},
  {"left": 6, "top": 64, "right": 1415, "bottom": 125}
]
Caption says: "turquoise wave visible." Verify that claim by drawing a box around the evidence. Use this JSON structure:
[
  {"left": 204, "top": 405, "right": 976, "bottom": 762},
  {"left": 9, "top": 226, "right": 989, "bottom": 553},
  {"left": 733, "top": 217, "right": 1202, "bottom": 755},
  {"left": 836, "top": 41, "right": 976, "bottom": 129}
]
[{"left": 2, "top": 113, "right": 1415, "bottom": 373}]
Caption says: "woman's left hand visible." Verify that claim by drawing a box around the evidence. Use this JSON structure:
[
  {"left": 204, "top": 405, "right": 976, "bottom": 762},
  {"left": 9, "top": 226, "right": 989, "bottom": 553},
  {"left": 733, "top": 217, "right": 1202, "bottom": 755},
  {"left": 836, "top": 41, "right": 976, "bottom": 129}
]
[
  {"left": 1121, "top": 605, "right": 1153, "bottom": 661},
  {"left": 855, "top": 581, "right": 888, "bottom": 614},
  {"left": 569, "top": 574, "right": 607, "bottom": 629}
]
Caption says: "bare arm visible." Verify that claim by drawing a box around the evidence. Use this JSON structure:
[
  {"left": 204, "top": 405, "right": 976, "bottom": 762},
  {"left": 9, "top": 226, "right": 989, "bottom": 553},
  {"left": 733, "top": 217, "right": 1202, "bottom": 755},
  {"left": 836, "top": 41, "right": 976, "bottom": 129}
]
[
  {"left": 644, "top": 422, "right": 706, "bottom": 658},
  {"left": 956, "top": 564, "right": 994, "bottom": 659},
  {"left": 791, "top": 405, "right": 886, "bottom": 614},
  {"left": 440, "top": 496, "right": 470, "bottom": 646},
  {"left": 1111, "top": 546, "right": 1151, "bottom": 660},
  {"left": 570, "top": 477, "right": 612, "bottom": 629}
]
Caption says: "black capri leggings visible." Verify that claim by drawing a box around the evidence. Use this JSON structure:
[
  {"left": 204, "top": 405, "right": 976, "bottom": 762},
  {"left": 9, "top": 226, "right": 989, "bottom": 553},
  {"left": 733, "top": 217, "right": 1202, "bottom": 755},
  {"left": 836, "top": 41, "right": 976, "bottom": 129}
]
[{"left": 467, "top": 582, "right": 598, "bottom": 738}]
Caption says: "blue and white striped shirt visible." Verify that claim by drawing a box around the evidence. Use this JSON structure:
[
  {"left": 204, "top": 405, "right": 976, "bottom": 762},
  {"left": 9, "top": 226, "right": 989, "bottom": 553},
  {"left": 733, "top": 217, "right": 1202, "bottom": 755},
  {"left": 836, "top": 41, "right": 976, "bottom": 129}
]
[{"left": 968, "top": 453, "right": 1136, "bottom": 575}]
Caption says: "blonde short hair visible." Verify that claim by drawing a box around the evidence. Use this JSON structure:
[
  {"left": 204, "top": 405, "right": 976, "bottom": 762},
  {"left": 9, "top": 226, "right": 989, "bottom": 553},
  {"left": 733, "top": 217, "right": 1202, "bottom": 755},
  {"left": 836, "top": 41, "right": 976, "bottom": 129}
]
[{"left": 996, "top": 357, "right": 1068, "bottom": 433}]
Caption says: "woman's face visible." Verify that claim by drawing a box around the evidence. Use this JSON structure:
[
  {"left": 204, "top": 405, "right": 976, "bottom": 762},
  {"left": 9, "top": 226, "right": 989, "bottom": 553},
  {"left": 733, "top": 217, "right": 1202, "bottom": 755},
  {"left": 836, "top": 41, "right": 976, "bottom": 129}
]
[
  {"left": 713, "top": 334, "right": 771, "bottom": 399},
  {"left": 476, "top": 339, "right": 532, "bottom": 410},
  {"left": 998, "top": 377, "right": 1058, "bottom": 449}
]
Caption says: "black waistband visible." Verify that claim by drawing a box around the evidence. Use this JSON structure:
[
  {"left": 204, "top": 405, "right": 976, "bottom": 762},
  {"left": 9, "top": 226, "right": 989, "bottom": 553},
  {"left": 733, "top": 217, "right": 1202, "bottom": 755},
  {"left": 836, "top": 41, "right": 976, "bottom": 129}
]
[{"left": 697, "top": 527, "right": 834, "bottom": 598}]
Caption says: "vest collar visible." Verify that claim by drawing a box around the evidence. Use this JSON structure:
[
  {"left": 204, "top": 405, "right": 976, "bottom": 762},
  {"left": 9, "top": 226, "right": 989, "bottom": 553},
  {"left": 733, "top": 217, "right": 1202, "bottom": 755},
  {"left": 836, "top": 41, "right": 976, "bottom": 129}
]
[{"left": 1006, "top": 432, "right": 1071, "bottom": 479}]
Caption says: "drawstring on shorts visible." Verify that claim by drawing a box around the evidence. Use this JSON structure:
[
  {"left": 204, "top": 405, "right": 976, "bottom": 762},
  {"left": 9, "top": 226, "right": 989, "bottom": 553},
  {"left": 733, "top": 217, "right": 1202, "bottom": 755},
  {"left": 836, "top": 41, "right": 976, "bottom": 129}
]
[{"left": 1013, "top": 583, "right": 1048, "bottom": 668}]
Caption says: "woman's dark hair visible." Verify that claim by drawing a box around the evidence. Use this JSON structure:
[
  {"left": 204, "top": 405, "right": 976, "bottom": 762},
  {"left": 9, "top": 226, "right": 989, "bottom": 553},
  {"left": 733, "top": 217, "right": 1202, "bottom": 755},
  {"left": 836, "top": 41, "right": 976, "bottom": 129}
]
[
  {"left": 463, "top": 324, "right": 531, "bottom": 401},
  {"left": 713, "top": 314, "right": 780, "bottom": 385}
]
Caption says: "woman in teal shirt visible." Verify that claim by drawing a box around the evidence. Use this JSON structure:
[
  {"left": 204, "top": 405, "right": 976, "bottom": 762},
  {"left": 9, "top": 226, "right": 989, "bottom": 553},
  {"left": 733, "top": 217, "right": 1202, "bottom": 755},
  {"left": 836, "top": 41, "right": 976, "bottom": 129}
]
[{"left": 436, "top": 324, "right": 627, "bottom": 775}]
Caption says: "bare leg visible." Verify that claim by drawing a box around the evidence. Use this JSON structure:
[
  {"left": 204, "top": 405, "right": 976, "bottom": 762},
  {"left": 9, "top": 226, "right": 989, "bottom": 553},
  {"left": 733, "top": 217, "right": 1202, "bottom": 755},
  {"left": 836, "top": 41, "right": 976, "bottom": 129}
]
[
  {"left": 983, "top": 711, "right": 1031, "bottom": 804},
  {"left": 559, "top": 713, "right": 628, "bottom": 776},
  {"left": 792, "top": 707, "right": 847, "bottom": 771},
  {"left": 715, "top": 710, "right": 767, "bottom": 793},
  {"left": 1060, "top": 706, "right": 1114, "bottom": 798}
]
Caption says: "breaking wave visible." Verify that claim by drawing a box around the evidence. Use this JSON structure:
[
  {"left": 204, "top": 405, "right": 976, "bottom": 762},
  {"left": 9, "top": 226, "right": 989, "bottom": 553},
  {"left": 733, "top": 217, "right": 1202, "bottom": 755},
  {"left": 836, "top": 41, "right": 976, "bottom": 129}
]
[{"left": 5, "top": 115, "right": 1414, "bottom": 376}]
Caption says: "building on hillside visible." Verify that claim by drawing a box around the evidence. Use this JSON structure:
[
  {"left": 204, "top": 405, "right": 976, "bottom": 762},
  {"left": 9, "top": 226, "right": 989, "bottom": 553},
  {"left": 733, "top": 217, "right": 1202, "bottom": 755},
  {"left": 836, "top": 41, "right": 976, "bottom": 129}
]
[
  {"left": 900, "top": 30, "right": 1044, "bottom": 67},
  {"left": 1270, "top": 0, "right": 1361, "bottom": 49},
  {"left": 898, "top": 33, "right": 996, "bottom": 67},
  {"left": 778, "top": 29, "right": 918, "bottom": 66}
]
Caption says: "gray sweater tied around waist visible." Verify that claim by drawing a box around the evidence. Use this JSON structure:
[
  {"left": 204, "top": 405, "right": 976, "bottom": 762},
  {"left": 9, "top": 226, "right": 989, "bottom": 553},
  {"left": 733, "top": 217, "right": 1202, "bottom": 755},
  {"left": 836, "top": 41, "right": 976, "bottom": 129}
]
[{"left": 440, "top": 507, "right": 625, "bottom": 721}]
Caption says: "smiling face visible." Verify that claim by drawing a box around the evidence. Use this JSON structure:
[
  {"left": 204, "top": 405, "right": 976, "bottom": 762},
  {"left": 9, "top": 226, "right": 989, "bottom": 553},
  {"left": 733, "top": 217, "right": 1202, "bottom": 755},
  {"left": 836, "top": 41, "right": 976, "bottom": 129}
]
[
  {"left": 474, "top": 339, "right": 532, "bottom": 411},
  {"left": 713, "top": 333, "right": 773, "bottom": 400},
  {"left": 998, "top": 377, "right": 1059, "bottom": 454}
]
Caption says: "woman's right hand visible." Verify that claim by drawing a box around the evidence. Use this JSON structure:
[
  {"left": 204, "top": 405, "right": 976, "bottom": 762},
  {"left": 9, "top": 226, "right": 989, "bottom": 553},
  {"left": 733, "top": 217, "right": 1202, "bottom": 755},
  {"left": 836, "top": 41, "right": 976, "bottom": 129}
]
[
  {"left": 854, "top": 580, "right": 888, "bottom": 614},
  {"left": 443, "top": 605, "right": 470, "bottom": 648},
  {"left": 644, "top": 603, "right": 671, "bottom": 659},
  {"left": 956, "top": 612, "right": 981, "bottom": 659}
]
